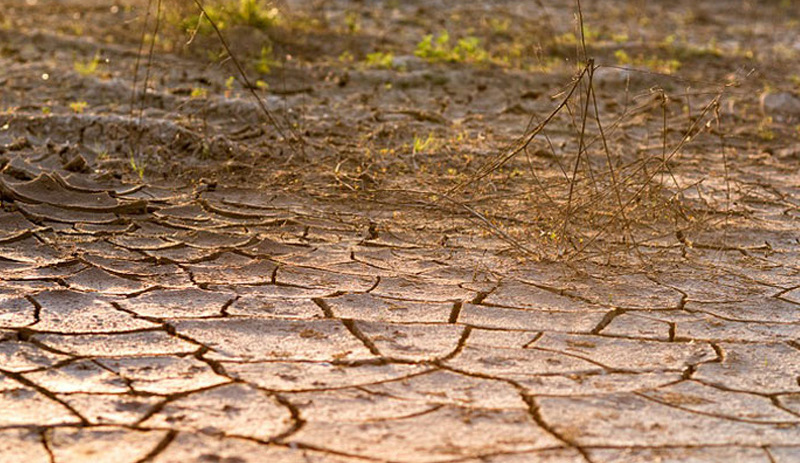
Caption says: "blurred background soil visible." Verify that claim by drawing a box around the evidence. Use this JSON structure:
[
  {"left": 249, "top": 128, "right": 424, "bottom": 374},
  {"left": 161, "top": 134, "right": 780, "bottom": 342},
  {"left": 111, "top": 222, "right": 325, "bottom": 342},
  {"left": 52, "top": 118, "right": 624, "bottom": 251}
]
[{"left": 1, "top": 0, "right": 798, "bottom": 263}]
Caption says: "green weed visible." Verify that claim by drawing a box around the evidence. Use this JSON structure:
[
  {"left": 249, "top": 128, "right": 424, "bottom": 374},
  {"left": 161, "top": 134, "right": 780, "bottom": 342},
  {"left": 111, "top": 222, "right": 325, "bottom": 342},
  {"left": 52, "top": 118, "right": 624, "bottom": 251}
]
[
  {"left": 129, "top": 155, "right": 145, "bottom": 179},
  {"left": 614, "top": 49, "right": 680, "bottom": 74},
  {"left": 486, "top": 18, "right": 510, "bottom": 35},
  {"left": 256, "top": 44, "right": 280, "bottom": 73},
  {"left": 758, "top": 116, "right": 775, "bottom": 141},
  {"left": 74, "top": 53, "right": 101, "bottom": 77},
  {"left": 190, "top": 87, "right": 208, "bottom": 98},
  {"left": 611, "top": 33, "right": 629, "bottom": 43},
  {"left": 69, "top": 101, "right": 88, "bottom": 113},
  {"left": 452, "top": 37, "right": 489, "bottom": 63},
  {"left": 555, "top": 24, "right": 602, "bottom": 46},
  {"left": 412, "top": 133, "right": 439, "bottom": 154},
  {"left": 364, "top": 51, "right": 395, "bottom": 69},
  {"left": 338, "top": 50, "right": 355, "bottom": 64},
  {"left": 224, "top": 75, "right": 236, "bottom": 97},
  {"left": 415, "top": 32, "right": 452, "bottom": 61},
  {"left": 415, "top": 31, "right": 490, "bottom": 64},
  {"left": 344, "top": 11, "right": 361, "bottom": 33},
  {"left": 182, "top": 0, "right": 279, "bottom": 35}
]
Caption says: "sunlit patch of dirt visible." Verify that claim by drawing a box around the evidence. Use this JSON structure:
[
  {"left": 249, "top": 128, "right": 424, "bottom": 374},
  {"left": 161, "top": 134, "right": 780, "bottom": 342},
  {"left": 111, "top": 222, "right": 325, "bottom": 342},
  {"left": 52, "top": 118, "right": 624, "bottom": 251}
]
[{"left": 1, "top": 0, "right": 798, "bottom": 263}]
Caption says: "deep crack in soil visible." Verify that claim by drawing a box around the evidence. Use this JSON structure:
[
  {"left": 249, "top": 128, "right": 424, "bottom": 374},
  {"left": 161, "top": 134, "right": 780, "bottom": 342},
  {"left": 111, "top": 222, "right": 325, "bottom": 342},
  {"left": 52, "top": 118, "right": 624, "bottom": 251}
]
[{"left": 1, "top": 0, "right": 799, "bottom": 462}]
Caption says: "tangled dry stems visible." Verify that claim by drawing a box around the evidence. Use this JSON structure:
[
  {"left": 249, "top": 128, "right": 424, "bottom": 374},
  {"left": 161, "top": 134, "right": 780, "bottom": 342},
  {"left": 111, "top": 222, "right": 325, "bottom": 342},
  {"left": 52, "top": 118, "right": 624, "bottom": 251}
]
[
  {"left": 438, "top": 58, "right": 742, "bottom": 264},
  {"left": 130, "top": 0, "right": 747, "bottom": 266}
]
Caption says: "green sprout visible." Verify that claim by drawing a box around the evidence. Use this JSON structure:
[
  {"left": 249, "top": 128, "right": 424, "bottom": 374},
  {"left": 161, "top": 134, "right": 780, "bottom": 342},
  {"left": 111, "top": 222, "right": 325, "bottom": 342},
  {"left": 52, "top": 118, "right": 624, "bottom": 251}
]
[
  {"left": 256, "top": 44, "right": 280, "bottom": 74},
  {"left": 415, "top": 31, "right": 490, "bottom": 64},
  {"left": 413, "top": 133, "right": 439, "bottom": 154},
  {"left": 365, "top": 51, "right": 395, "bottom": 69},
  {"left": 74, "top": 53, "right": 101, "bottom": 77},
  {"left": 69, "top": 101, "right": 88, "bottom": 113}
]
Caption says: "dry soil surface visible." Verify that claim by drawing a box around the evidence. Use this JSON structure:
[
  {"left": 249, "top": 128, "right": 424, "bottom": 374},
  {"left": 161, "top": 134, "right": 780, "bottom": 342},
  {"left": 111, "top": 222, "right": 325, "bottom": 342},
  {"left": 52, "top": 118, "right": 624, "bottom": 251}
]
[{"left": 1, "top": 0, "right": 800, "bottom": 462}]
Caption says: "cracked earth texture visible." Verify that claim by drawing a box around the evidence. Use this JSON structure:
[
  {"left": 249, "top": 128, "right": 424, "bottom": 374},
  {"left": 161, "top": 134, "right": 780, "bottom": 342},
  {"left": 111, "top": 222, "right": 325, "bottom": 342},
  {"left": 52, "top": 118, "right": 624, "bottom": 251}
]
[{"left": 2, "top": 0, "right": 800, "bottom": 462}]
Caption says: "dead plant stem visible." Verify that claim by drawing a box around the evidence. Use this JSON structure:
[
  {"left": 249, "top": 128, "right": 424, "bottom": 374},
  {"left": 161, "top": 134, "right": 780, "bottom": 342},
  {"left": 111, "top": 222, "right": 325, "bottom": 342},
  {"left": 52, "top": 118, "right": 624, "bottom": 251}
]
[{"left": 191, "top": 0, "right": 304, "bottom": 155}]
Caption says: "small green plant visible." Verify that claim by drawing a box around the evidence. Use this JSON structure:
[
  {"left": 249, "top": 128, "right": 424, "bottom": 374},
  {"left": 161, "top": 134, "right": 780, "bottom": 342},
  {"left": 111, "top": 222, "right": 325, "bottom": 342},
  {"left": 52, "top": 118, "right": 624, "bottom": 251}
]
[
  {"left": 69, "top": 101, "right": 88, "bottom": 113},
  {"left": 364, "top": 51, "right": 395, "bottom": 69},
  {"left": 614, "top": 49, "right": 680, "bottom": 74},
  {"left": 415, "top": 31, "right": 453, "bottom": 61},
  {"left": 338, "top": 50, "right": 355, "bottom": 64},
  {"left": 452, "top": 36, "right": 489, "bottom": 63},
  {"left": 758, "top": 116, "right": 775, "bottom": 141},
  {"left": 182, "top": 0, "right": 279, "bottom": 35},
  {"left": 236, "top": 0, "right": 278, "bottom": 28},
  {"left": 190, "top": 87, "right": 208, "bottom": 98},
  {"left": 412, "top": 133, "right": 439, "bottom": 154},
  {"left": 129, "top": 155, "right": 145, "bottom": 179},
  {"left": 612, "top": 33, "right": 629, "bottom": 43},
  {"left": 256, "top": 44, "right": 280, "bottom": 74},
  {"left": 224, "top": 76, "right": 236, "bottom": 98},
  {"left": 212, "top": 0, "right": 278, "bottom": 30},
  {"left": 74, "top": 53, "right": 101, "bottom": 77},
  {"left": 415, "top": 31, "right": 490, "bottom": 64},
  {"left": 614, "top": 50, "right": 632, "bottom": 64},
  {"left": 199, "top": 141, "right": 212, "bottom": 160},
  {"left": 344, "top": 10, "right": 361, "bottom": 33},
  {"left": 487, "top": 18, "right": 510, "bottom": 35},
  {"left": 555, "top": 24, "right": 602, "bottom": 46}
]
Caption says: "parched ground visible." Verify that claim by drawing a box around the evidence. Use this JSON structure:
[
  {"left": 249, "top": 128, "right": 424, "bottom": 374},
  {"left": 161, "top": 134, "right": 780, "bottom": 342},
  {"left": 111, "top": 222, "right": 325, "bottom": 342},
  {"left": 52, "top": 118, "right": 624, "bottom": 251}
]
[{"left": 1, "top": 0, "right": 800, "bottom": 462}]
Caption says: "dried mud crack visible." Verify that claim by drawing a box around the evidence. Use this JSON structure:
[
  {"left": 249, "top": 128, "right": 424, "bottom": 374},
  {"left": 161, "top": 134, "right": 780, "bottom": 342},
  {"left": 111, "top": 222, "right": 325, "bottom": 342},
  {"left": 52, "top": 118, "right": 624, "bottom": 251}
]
[{"left": 2, "top": 0, "right": 800, "bottom": 462}]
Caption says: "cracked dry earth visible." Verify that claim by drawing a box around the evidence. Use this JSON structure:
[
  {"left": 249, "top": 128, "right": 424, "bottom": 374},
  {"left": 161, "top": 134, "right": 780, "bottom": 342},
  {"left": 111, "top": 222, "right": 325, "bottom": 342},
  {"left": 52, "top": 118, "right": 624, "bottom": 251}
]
[
  {"left": 3, "top": 2, "right": 800, "bottom": 463},
  {"left": 1, "top": 159, "right": 800, "bottom": 463}
]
